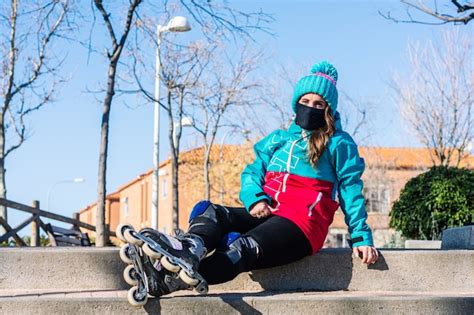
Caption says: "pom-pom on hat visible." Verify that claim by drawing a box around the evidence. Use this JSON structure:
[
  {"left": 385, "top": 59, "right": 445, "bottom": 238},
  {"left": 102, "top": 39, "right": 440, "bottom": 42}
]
[{"left": 291, "top": 60, "right": 339, "bottom": 113}]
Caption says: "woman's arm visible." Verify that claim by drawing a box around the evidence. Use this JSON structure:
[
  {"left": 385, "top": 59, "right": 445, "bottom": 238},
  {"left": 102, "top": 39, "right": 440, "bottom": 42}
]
[
  {"left": 332, "top": 133, "right": 374, "bottom": 248},
  {"left": 239, "top": 130, "right": 281, "bottom": 211}
]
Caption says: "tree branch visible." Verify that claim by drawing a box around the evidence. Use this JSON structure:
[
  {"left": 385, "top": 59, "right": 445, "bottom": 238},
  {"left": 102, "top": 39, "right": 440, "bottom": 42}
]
[{"left": 379, "top": 0, "right": 474, "bottom": 25}]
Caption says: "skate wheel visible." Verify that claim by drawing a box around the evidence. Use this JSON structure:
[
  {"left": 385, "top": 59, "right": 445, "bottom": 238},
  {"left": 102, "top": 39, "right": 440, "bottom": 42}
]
[
  {"left": 160, "top": 256, "right": 180, "bottom": 273},
  {"left": 119, "top": 244, "right": 133, "bottom": 264},
  {"left": 116, "top": 224, "right": 134, "bottom": 242},
  {"left": 142, "top": 243, "right": 162, "bottom": 259},
  {"left": 195, "top": 282, "right": 209, "bottom": 295},
  {"left": 123, "top": 264, "right": 140, "bottom": 286},
  {"left": 124, "top": 229, "right": 144, "bottom": 246},
  {"left": 127, "top": 286, "right": 148, "bottom": 307},
  {"left": 179, "top": 269, "right": 199, "bottom": 286}
]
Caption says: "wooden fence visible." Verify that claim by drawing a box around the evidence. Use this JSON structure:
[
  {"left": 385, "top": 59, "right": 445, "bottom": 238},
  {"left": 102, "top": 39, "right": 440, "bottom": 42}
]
[{"left": 0, "top": 198, "right": 115, "bottom": 246}]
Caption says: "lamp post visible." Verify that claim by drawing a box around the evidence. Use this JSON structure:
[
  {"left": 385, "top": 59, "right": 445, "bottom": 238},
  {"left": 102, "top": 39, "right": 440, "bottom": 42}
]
[
  {"left": 47, "top": 178, "right": 85, "bottom": 211},
  {"left": 152, "top": 16, "right": 191, "bottom": 230}
]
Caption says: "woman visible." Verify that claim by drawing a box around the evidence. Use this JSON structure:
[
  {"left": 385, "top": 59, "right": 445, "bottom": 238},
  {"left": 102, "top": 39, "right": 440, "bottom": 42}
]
[{"left": 122, "top": 60, "right": 379, "bottom": 298}]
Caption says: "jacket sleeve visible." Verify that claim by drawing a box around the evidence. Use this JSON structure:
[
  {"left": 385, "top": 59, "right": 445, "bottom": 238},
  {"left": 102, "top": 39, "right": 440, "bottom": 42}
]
[
  {"left": 332, "top": 134, "right": 374, "bottom": 247},
  {"left": 239, "top": 130, "right": 281, "bottom": 211}
]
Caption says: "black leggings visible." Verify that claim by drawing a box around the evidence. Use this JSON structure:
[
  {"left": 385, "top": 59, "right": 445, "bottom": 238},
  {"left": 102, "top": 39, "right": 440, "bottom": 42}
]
[{"left": 187, "top": 202, "right": 312, "bottom": 285}]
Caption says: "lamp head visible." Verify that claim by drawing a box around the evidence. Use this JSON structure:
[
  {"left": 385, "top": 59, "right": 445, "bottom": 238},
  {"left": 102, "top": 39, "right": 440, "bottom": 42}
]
[{"left": 166, "top": 16, "right": 191, "bottom": 32}]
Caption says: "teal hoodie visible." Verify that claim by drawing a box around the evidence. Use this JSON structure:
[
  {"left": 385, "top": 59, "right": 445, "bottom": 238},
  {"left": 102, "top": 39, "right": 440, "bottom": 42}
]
[{"left": 239, "top": 112, "right": 373, "bottom": 247}]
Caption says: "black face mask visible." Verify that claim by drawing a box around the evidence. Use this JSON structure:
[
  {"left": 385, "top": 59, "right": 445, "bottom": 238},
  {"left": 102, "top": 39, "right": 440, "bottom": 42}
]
[{"left": 295, "top": 103, "right": 326, "bottom": 131}]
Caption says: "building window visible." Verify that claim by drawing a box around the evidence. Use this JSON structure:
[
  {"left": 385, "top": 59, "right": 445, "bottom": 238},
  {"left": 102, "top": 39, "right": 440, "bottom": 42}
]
[
  {"left": 123, "top": 197, "right": 129, "bottom": 217},
  {"left": 336, "top": 233, "right": 348, "bottom": 248},
  {"left": 364, "top": 185, "right": 391, "bottom": 213},
  {"left": 162, "top": 179, "right": 168, "bottom": 198},
  {"left": 325, "top": 229, "right": 349, "bottom": 248}
]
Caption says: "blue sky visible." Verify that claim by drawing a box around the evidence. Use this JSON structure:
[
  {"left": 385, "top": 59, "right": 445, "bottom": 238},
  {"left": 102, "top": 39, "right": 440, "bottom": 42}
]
[{"left": 5, "top": 1, "right": 472, "bottom": 230}]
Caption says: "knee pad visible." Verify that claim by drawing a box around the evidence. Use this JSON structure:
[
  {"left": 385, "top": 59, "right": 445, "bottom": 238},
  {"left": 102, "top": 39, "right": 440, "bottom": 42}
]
[
  {"left": 217, "top": 232, "right": 241, "bottom": 251},
  {"left": 189, "top": 200, "right": 217, "bottom": 223},
  {"left": 222, "top": 235, "right": 261, "bottom": 271},
  {"left": 188, "top": 201, "right": 231, "bottom": 225}
]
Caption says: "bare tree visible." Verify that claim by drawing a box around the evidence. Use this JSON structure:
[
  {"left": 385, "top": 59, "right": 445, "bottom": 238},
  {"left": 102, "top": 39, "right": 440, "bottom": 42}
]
[
  {"left": 338, "top": 92, "right": 374, "bottom": 145},
  {"left": 380, "top": 0, "right": 474, "bottom": 25},
  {"left": 176, "top": 0, "right": 273, "bottom": 40},
  {"left": 390, "top": 30, "right": 473, "bottom": 166},
  {"left": 92, "top": 0, "right": 142, "bottom": 246},
  {"left": 0, "top": 0, "right": 72, "bottom": 233},
  {"left": 187, "top": 47, "right": 263, "bottom": 200}
]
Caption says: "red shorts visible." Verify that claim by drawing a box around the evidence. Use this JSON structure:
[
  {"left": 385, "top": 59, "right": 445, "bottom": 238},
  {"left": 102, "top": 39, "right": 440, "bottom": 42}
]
[{"left": 262, "top": 171, "right": 339, "bottom": 254}]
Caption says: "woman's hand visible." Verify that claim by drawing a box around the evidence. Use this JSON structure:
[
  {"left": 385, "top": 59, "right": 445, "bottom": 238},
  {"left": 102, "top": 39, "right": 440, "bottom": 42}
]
[
  {"left": 353, "top": 246, "right": 379, "bottom": 265},
  {"left": 249, "top": 201, "right": 274, "bottom": 219}
]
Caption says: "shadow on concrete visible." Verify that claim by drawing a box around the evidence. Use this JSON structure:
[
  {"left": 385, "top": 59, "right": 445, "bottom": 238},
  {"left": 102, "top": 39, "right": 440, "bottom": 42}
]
[
  {"left": 143, "top": 292, "right": 276, "bottom": 314},
  {"left": 213, "top": 292, "right": 267, "bottom": 315},
  {"left": 369, "top": 252, "right": 389, "bottom": 271}
]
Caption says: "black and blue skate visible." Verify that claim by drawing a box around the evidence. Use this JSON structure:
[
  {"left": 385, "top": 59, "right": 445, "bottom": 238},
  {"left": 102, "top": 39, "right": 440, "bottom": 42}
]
[
  {"left": 118, "top": 227, "right": 191, "bottom": 306},
  {"left": 117, "top": 224, "right": 209, "bottom": 306}
]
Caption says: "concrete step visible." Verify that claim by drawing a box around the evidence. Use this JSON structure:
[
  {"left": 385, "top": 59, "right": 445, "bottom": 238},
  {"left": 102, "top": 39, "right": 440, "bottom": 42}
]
[
  {"left": 0, "top": 290, "right": 473, "bottom": 315},
  {"left": 0, "top": 248, "right": 472, "bottom": 292}
]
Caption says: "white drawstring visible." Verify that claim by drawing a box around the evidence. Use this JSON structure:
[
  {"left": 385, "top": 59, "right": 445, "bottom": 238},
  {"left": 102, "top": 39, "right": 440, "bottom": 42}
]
[{"left": 308, "top": 192, "right": 323, "bottom": 217}]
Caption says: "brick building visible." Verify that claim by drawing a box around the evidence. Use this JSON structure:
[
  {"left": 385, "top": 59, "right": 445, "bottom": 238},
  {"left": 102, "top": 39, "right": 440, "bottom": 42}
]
[{"left": 79, "top": 144, "right": 474, "bottom": 247}]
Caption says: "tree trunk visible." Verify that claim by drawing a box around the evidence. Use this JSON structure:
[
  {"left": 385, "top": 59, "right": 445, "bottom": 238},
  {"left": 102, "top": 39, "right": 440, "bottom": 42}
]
[
  {"left": 0, "top": 113, "right": 6, "bottom": 235},
  {"left": 203, "top": 116, "right": 221, "bottom": 201},
  {"left": 171, "top": 150, "right": 179, "bottom": 231},
  {"left": 204, "top": 143, "right": 211, "bottom": 200},
  {"left": 0, "top": 0, "right": 17, "bottom": 236},
  {"left": 166, "top": 90, "right": 180, "bottom": 231},
  {"left": 96, "top": 62, "right": 117, "bottom": 247}
]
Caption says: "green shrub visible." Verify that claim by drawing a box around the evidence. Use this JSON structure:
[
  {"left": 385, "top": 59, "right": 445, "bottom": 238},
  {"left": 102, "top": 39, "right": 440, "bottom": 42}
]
[{"left": 390, "top": 166, "right": 474, "bottom": 240}]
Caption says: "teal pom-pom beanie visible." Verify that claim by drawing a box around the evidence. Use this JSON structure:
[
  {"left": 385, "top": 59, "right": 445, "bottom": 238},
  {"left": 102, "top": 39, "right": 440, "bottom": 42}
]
[{"left": 291, "top": 60, "right": 339, "bottom": 113}]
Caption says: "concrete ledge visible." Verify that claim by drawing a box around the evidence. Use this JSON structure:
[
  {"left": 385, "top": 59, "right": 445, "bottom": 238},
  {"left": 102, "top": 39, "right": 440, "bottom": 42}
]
[
  {"left": 404, "top": 240, "right": 441, "bottom": 249},
  {"left": 0, "top": 248, "right": 473, "bottom": 292},
  {"left": 0, "top": 290, "right": 473, "bottom": 315},
  {"left": 0, "top": 248, "right": 128, "bottom": 291}
]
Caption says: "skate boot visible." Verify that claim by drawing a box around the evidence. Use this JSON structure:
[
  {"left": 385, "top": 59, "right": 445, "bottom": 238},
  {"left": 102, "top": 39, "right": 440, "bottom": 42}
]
[
  {"left": 117, "top": 224, "right": 209, "bottom": 302},
  {"left": 139, "top": 228, "right": 191, "bottom": 296},
  {"left": 156, "top": 230, "right": 207, "bottom": 274}
]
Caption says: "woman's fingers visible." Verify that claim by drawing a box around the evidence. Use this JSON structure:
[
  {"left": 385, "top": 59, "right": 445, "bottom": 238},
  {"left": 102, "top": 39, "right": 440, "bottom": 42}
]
[
  {"left": 366, "top": 247, "right": 373, "bottom": 264},
  {"left": 352, "top": 247, "right": 360, "bottom": 259},
  {"left": 371, "top": 247, "right": 379, "bottom": 264},
  {"left": 353, "top": 246, "right": 379, "bottom": 265},
  {"left": 250, "top": 205, "right": 272, "bottom": 218},
  {"left": 352, "top": 246, "right": 379, "bottom": 265},
  {"left": 362, "top": 246, "right": 369, "bottom": 264}
]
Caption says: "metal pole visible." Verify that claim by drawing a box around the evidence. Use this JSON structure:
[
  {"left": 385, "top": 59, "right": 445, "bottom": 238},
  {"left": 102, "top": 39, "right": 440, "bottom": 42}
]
[{"left": 151, "top": 25, "right": 162, "bottom": 230}]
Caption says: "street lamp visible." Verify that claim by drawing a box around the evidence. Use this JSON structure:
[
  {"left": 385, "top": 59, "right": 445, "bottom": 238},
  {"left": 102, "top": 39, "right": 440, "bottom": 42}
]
[
  {"left": 173, "top": 116, "right": 194, "bottom": 148},
  {"left": 47, "top": 178, "right": 85, "bottom": 211},
  {"left": 152, "top": 16, "right": 191, "bottom": 230}
]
